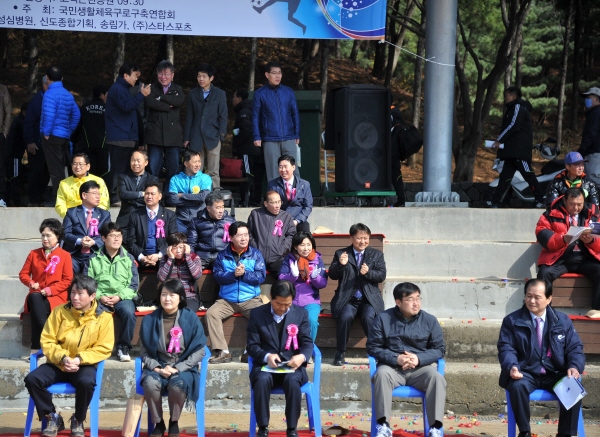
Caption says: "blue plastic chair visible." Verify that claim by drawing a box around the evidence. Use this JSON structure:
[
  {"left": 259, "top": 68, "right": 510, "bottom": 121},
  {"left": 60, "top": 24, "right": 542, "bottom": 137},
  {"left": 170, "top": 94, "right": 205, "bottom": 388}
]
[
  {"left": 506, "top": 388, "right": 586, "bottom": 437},
  {"left": 248, "top": 345, "right": 322, "bottom": 437},
  {"left": 369, "top": 356, "right": 445, "bottom": 437},
  {"left": 24, "top": 350, "right": 106, "bottom": 437},
  {"left": 134, "top": 346, "right": 211, "bottom": 437}
]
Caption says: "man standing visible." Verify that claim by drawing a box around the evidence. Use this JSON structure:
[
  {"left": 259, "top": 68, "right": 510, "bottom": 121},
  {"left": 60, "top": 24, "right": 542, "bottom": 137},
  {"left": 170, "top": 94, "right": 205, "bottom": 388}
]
[
  {"left": 367, "top": 282, "right": 446, "bottom": 437},
  {"left": 536, "top": 187, "right": 600, "bottom": 317},
  {"left": 252, "top": 61, "right": 300, "bottom": 182},
  {"left": 85, "top": 222, "right": 138, "bottom": 362},
  {"left": 247, "top": 191, "right": 296, "bottom": 275},
  {"left": 267, "top": 155, "right": 312, "bottom": 232},
  {"left": 206, "top": 221, "right": 266, "bottom": 364},
  {"left": 498, "top": 279, "right": 585, "bottom": 437},
  {"left": 329, "top": 223, "right": 386, "bottom": 366},
  {"left": 187, "top": 191, "right": 236, "bottom": 269},
  {"left": 105, "top": 63, "right": 151, "bottom": 205},
  {"left": 41, "top": 65, "right": 81, "bottom": 201},
  {"left": 0, "top": 80, "right": 12, "bottom": 207},
  {"left": 487, "top": 87, "right": 544, "bottom": 208},
  {"left": 546, "top": 151, "right": 599, "bottom": 209},
  {"left": 146, "top": 60, "right": 185, "bottom": 187},
  {"left": 247, "top": 280, "right": 313, "bottom": 437},
  {"left": 184, "top": 64, "right": 227, "bottom": 188},
  {"left": 24, "top": 275, "right": 114, "bottom": 437},
  {"left": 578, "top": 87, "right": 600, "bottom": 188}
]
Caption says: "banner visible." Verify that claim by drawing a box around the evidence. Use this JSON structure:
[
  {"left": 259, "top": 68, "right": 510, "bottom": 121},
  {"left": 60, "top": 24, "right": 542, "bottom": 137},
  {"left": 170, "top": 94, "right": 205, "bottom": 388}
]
[{"left": 0, "top": 0, "right": 386, "bottom": 39}]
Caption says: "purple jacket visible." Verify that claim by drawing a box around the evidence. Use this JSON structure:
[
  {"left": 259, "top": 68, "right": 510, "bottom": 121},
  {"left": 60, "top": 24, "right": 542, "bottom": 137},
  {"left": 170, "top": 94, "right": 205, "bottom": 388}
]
[{"left": 279, "top": 252, "right": 327, "bottom": 307}]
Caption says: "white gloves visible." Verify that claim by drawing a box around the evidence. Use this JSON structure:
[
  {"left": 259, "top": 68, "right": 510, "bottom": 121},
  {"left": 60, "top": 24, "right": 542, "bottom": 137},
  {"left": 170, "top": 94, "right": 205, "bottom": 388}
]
[
  {"left": 311, "top": 267, "right": 321, "bottom": 279},
  {"left": 290, "top": 260, "right": 300, "bottom": 277}
]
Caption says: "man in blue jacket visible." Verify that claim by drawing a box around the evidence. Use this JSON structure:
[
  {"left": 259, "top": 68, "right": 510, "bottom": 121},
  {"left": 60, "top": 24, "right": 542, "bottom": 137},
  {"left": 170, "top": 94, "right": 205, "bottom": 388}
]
[
  {"left": 252, "top": 61, "right": 300, "bottom": 182},
  {"left": 41, "top": 66, "right": 81, "bottom": 200},
  {"left": 206, "top": 221, "right": 266, "bottom": 364},
  {"left": 498, "top": 278, "right": 585, "bottom": 437}
]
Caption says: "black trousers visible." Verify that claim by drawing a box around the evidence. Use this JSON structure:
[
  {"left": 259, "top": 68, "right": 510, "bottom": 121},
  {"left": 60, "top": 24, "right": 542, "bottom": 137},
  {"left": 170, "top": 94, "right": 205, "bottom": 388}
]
[
  {"left": 335, "top": 298, "right": 376, "bottom": 352},
  {"left": 506, "top": 371, "right": 581, "bottom": 434},
  {"left": 266, "top": 259, "right": 284, "bottom": 280},
  {"left": 390, "top": 145, "right": 405, "bottom": 206},
  {"left": 0, "top": 134, "right": 5, "bottom": 199},
  {"left": 243, "top": 153, "right": 267, "bottom": 206},
  {"left": 27, "top": 145, "right": 51, "bottom": 205},
  {"left": 106, "top": 144, "right": 134, "bottom": 203},
  {"left": 27, "top": 293, "right": 51, "bottom": 350},
  {"left": 251, "top": 368, "right": 307, "bottom": 429},
  {"left": 42, "top": 135, "right": 71, "bottom": 200},
  {"left": 24, "top": 363, "right": 97, "bottom": 422},
  {"left": 85, "top": 148, "right": 111, "bottom": 185},
  {"left": 492, "top": 158, "right": 543, "bottom": 204}
]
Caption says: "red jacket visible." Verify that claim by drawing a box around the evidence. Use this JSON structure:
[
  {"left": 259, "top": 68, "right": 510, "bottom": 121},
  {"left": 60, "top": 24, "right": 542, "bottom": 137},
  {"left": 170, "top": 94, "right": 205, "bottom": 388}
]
[
  {"left": 19, "top": 247, "right": 73, "bottom": 313},
  {"left": 536, "top": 196, "right": 600, "bottom": 266}
]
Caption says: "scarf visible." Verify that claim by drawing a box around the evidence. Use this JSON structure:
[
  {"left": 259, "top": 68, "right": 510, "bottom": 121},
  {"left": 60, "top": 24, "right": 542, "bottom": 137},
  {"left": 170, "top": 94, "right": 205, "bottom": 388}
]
[{"left": 296, "top": 249, "right": 317, "bottom": 282}]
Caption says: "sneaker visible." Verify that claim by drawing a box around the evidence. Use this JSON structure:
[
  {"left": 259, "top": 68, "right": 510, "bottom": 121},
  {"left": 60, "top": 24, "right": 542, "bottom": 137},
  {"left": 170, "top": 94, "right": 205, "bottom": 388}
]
[
  {"left": 535, "top": 201, "right": 545, "bottom": 208},
  {"left": 118, "top": 348, "right": 131, "bottom": 362},
  {"left": 375, "top": 423, "right": 392, "bottom": 437},
  {"left": 484, "top": 200, "right": 498, "bottom": 208},
  {"left": 208, "top": 350, "right": 232, "bottom": 364},
  {"left": 42, "top": 413, "right": 65, "bottom": 437},
  {"left": 69, "top": 414, "right": 84, "bottom": 437},
  {"left": 0, "top": 199, "right": 6, "bottom": 208},
  {"left": 428, "top": 427, "right": 443, "bottom": 437}
]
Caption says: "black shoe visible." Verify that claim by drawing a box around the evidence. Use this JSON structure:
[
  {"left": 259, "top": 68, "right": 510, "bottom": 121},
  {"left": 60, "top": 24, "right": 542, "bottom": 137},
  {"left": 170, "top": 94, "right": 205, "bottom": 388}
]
[
  {"left": 332, "top": 351, "right": 345, "bottom": 366},
  {"left": 209, "top": 350, "right": 232, "bottom": 364},
  {"left": 556, "top": 434, "right": 571, "bottom": 437},
  {"left": 168, "top": 420, "right": 179, "bottom": 437},
  {"left": 69, "top": 414, "right": 84, "bottom": 437},
  {"left": 150, "top": 419, "right": 166, "bottom": 437},
  {"left": 240, "top": 351, "right": 249, "bottom": 363},
  {"left": 257, "top": 428, "right": 269, "bottom": 437},
  {"left": 42, "top": 413, "right": 65, "bottom": 437},
  {"left": 287, "top": 430, "right": 298, "bottom": 437},
  {"left": 517, "top": 432, "right": 531, "bottom": 437}
]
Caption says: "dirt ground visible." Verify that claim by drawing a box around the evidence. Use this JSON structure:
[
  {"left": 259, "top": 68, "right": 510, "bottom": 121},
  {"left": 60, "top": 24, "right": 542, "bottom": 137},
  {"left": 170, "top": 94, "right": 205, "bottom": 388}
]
[{"left": 1, "top": 410, "right": 598, "bottom": 437}]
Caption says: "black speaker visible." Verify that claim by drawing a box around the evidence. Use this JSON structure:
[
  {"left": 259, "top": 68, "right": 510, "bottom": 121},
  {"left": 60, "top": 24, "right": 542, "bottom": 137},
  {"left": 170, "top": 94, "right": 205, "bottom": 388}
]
[{"left": 325, "top": 85, "right": 391, "bottom": 192}]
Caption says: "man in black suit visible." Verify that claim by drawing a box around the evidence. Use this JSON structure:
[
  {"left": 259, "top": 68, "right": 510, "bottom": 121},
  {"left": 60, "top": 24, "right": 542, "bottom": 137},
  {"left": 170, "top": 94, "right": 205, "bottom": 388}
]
[
  {"left": 247, "top": 280, "right": 313, "bottom": 437},
  {"left": 126, "top": 182, "right": 177, "bottom": 268},
  {"left": 329, "top": 223, "right": 387, "bottom": 366},
  {"left": 116, "top": 150, "right": 159, "bottom": 236},
  {"left": 63, "top": 180, "right": 112, "bottom": 274}
]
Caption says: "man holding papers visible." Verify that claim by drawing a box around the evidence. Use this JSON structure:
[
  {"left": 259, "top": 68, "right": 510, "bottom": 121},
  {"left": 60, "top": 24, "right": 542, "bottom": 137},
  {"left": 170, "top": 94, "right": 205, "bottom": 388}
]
[
  {"left": 535, "top": 187, "right": 600, "bottom": 317},
  {"left": 498, "top": 278, "right": 585, "bottom": 437},
  {"left": 246, "top": 280, "right": 313, "bottom": 437}
]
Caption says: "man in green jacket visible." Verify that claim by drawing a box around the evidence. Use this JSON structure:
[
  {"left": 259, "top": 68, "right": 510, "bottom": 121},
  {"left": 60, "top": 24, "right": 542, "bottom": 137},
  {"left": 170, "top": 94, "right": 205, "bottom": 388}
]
[{"left": 84, "top": 222, "right": 138, "bottom": 361}]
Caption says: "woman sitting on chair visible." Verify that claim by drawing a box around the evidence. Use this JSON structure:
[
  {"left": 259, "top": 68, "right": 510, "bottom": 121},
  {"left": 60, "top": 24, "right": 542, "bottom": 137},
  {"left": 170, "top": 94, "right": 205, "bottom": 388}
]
[{"left": 139, "top": 278, "right": 207, "bottom": 437}]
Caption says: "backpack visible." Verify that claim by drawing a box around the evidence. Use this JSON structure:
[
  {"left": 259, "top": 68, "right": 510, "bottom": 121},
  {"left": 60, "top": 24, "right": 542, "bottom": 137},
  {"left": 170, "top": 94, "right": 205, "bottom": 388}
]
[{"left": 391, "top": 108, "right": 423, "bottom": 161}]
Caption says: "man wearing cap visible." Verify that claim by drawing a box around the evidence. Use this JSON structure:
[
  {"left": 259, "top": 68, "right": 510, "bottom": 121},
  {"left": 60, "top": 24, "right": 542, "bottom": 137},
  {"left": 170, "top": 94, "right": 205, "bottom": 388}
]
[
  {"left": 578, "top": 87, "right": 600, "bottom": 189},
  {"left": 546, "top": 151, "right": 599, "bottom": 209}
]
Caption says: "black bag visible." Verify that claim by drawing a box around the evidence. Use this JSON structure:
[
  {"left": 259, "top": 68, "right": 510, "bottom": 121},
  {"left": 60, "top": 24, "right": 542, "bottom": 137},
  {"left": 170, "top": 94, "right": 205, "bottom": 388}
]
[{"left": 391, "top": 108, "right": 423, "bottom": 161}]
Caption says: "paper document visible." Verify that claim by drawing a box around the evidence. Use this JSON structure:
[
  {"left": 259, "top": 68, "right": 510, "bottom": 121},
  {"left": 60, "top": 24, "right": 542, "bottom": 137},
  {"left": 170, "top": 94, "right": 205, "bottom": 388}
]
[
  {"left": 566, "top": 226, "right": 593, "bottom": 243},
  {"left": 485, "top": 140, "right": 504, "bottom": 149},
  {"left": 261, "top": 365, "right": 295, "bottom": 373},
  {"left": 553, "top": 376, "right": 587, "bottom": 410}
]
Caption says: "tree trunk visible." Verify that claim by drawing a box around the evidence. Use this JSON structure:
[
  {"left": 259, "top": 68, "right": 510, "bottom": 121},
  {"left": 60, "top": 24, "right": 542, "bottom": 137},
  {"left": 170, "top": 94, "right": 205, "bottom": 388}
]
[
  {"left": 112, "top": 33, "right": 126, "bottom": 81},
  {"left": 372, "top": 40, "right": 387, "bottom": 79},
  {"left": 570, "top": 0, "right": 582, "bottom": 130},
  {"left": 334, "top": 40, "right": 341, "bottom": 59},
  {"left": 350, "top": 40, "right": 361, "bottom": 64},
  {"left": 514, "top": 32, "right": 523, "bottom": 88},
  {"left": 557, "top": 1, "right": 574, "bottom": 149},
  {"left": 504, "top": 63, "right": 512, "bottom": 89},
  {"left": 297, "top": 40, "right": 320, "bottom": 89},
  {"left": 408, "top": 13, "right": 425, "bottom": 169},
  {"left": 320, "top": 40, "right": 330, "bottom": 123},
  {"left": 248, "top": 38, "right": 257, "bottom": 91},
  {"left": 385, "top": 0, "right": 417, "bottom": 87},
  {"left": 165, "top": 35, "right": 174, "bottom": 64},
  {"left": 25, "top": 31, "right": 39, "bottom": 96}
]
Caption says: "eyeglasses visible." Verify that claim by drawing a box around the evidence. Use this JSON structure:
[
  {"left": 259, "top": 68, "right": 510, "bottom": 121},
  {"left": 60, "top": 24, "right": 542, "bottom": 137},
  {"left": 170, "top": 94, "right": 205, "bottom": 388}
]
[
  {"left": 72, "top": 162, "right": 88, "bottom": 167},
  {"left": 158, "top": 72, "right": 173, "bottom": 77},
  {"left": 403, "top": 297, "right": 421, "bottom": 303},
  {"left": 268, "top": 71, "right": 282, "bottom": 76},
  {"left": 106, "top": 233, "right": 122, "bottom": 239},
  {"left": 84, "top": 191, "right": 100, "bottom": 196},
  {"left": 267, "top": 200, "right": 282, "bottom": 205}
]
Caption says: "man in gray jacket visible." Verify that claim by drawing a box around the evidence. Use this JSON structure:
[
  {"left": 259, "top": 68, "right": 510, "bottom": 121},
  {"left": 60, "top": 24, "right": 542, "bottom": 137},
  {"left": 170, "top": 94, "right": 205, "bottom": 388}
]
[{"left": 367, "top": 282, "right": 446, "bottom": 437}]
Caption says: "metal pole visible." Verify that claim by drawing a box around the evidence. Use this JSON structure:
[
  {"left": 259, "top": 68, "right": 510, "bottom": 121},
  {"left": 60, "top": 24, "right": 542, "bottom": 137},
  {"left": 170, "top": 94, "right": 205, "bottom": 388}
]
[{"left": 415, "top": 0, "right": 460, "bottom": 204}]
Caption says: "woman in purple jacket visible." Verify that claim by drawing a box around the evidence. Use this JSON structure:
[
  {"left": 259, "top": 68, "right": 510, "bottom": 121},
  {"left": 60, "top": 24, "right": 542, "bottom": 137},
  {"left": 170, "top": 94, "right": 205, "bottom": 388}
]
[{"left": 278, "top": 231, "right": 327, "bottom": 340}]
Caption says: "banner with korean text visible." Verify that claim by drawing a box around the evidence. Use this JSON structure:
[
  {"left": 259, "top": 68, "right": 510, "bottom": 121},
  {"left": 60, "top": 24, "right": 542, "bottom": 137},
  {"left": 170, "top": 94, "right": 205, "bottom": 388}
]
[{"left": 0, "top": 0, "right": 386, "bottom": 39}]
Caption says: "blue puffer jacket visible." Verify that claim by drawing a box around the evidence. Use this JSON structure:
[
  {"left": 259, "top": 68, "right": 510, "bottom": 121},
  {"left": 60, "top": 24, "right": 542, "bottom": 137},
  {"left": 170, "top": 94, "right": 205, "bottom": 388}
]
[
  {"left": 252, "top": 83, "right": 300, "bottom": 142},
  {"left": 105, "top": 77, "right": 145, "bottom": 142},
  {"left": 213, "top": 244, "right": 266, "bottom": 303},
  {"left": 41, "top": 82, "right": 80, "bottom": 139},
  {"left": 187, "top": 209, "right": 235, "bottom": 262}
]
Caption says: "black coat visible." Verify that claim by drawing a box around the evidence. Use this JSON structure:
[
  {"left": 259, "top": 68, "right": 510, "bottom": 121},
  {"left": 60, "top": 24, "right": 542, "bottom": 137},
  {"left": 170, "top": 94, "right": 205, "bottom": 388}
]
[
  {"left": 232, "top": 99, "right": 259, "bottom": 156},
  {"left": 186, "top": 208, "right": 236, "bottom": 261},
  {"left": 74, "top": 98, "right": 106, "bottom": 151},
  {"left": 126, "top": 206, "right": 178, "bottom": 259},
  {"left": 183, "top": 85, "right": 227, "bottom": 151},
  {"left": 116, "top": 171, "right": 160, "bottom": 229},
  {"left": 497, "top": 98, "right": 534, "bottom": 161},
  {"left": 579, "top": 105, "right": 600, "bottom": 156},
  {"left": 144, "top": 82, "right": 185, "bottom": 148},
  {"left": 328, "top": 246, "right": 386, "bottom": 318}
]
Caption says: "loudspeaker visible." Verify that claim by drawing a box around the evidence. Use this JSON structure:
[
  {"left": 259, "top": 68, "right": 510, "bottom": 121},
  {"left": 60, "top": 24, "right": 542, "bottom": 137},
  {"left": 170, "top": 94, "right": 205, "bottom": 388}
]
[{"left": 325, "top": 85, "right": 391, "bottom": 192}]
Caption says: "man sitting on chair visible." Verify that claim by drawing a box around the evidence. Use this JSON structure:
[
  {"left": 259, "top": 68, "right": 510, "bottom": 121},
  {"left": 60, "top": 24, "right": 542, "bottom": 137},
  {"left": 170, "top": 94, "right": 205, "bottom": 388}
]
[
  {"left": 24, "top": 275, "right": 114, "bottom": 437},
  {"left": 247, "top": 280, "right": 313, "bottom": 437},
  {"left": 367, "top": 282, "right": 446, "bottom": 437},
  {"left": 498, "top": 278, "right": 585, "bottom": 437}
]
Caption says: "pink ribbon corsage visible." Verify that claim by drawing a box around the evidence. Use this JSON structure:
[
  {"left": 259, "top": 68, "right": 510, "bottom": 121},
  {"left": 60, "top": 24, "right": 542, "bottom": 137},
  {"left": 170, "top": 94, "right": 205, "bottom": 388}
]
[
  {"left": 285, "top": 324, "right": 299, "bottom": 350},
  {"left": 88, "top": 218, "right": 99, "bottom": 237},
  {"left": 156, "top": 219, "right": 166, "bottom": 238},
  {"left": 168, "top": 326, "right": 183, "bottom": 354},
  {"left": 223, "top": 222, "right": 231, "bottom": 243},
  {"left": 44, "top": 255, "right": 61, "bottom": 275},
  {"left": 273, "top": 219, "right": 283, "bottom": 236}
]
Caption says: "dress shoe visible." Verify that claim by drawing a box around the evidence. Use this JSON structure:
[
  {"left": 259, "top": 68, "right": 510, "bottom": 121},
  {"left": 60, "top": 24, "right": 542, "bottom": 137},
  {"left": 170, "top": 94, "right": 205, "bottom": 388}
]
[
  {"left": 332, "top": 351, "right": 345, "bottom": 366},
  {"left": 286, "top": 430, "right": 298, "bottom": 437},
  {"left": 209, "top": 350, "right": 232, "bottom": 364},
  {"left": 257, "top": 428, "right": 268, "bottom": 437},
  {"left": 517, "top": 432, "right": 531, "bottom": 437}
]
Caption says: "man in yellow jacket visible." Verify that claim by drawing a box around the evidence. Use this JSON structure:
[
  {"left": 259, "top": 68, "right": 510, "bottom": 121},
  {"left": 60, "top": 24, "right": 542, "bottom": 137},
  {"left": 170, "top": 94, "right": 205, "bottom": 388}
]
[
  {"left": 24, "top": 275, "right": 114, "bottom": 437},
  {"left": 55, "top": 152, "right": 110, "bottom": 218}
]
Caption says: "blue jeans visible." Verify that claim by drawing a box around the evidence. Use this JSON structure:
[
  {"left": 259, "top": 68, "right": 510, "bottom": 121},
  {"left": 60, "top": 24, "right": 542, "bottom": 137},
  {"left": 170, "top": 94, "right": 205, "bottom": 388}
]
[
  {"left": 303, "top": 303, "right": 321, "bottom": 341},
  {"left": 113, "top": 298, "right": 136, "bottom": 350},
  {"left": 148, "top": 145, "right": 180, "bottom": 183}
]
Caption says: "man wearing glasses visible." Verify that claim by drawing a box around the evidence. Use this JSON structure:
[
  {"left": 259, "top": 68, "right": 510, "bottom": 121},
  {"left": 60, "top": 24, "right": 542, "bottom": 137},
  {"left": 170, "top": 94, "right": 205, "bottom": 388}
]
[{"left": 55, "top": 153, "right": 110, "bottom": 218}]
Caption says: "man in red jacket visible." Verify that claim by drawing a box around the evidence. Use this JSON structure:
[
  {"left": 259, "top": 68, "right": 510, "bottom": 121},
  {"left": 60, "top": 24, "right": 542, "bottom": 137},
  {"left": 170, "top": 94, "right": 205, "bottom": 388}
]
[{"left": 536, "top": 187, "right": 600, "bottom": 317}]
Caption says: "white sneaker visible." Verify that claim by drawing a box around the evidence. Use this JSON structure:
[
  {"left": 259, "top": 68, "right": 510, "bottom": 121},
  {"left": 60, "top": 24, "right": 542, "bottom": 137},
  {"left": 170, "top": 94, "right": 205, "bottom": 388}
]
[
  {"left": 118, "top": 349, "right": 131, "bottom": 362},
  {"left": 375, "top": 423, "right": 392, "bottom": 437},
  {"left": 0, "top": 199, "right": 6, "bottom": 207},
  {"left": 428, "top": 427, "right": 443, "bottom": 437}
]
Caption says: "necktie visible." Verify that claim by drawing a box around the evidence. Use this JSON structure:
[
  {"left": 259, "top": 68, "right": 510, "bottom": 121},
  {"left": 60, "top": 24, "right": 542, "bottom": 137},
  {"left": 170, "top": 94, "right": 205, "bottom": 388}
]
[
  {"left": 353, "top": 253, "right": 363, "bottom": 299},
  {"left": 135, "top": 175, "right": 141, "bottom": 189},
  {"left": 572, "top": 216, "right": 581, "bottom": 252},
  {"left": 286, "top": 182, "right": 292, "bottom": 201},
  {"left": 571, "top": 216, "right": 577, "bottom": 227},
  {"left": 81, "top": 210, "right": 92, "bottom": 254},
  {"left": 149, "top": 210, "right": 156, "bottom": 221},
  {"left": 536, "top": 317, "right": 546, "bottom": 374}
]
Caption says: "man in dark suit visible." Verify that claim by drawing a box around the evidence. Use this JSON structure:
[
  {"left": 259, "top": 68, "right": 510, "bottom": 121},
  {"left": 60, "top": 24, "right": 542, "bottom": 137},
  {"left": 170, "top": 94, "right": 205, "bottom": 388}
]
[
  {"left": 116, "top": 150, "right": 159, "bottom": 236},
  {"left": 247, "top": 280, "right": 313, "bottom": 437},
  {"left": 329, "top": 223, "right": 386, "bottom": 366},
  {"left": 498, "top": 278, "right": 585, "bottom": 437},
  {"left": 63, "top": 180, "right": 112, "bottom": 274},
  {"left": 126, "top": 182, "right": 177, "bottom": 268}
]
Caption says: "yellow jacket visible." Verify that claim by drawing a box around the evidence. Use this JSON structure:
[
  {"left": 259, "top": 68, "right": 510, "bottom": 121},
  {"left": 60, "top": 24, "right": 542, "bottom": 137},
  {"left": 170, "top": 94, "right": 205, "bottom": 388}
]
[
  {"left": 55, "top": 174, "right": 110, "bottom": 218},
  {"left": 41, "top": 299, "right": 114, "bottom": 369}
]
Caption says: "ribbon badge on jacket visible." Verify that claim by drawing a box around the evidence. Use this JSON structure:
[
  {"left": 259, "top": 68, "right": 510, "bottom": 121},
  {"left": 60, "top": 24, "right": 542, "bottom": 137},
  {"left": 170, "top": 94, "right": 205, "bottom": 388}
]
[
  {"left": 223, "top": 222, "right": 231, "bottom": 242},
  {"left": 273, "top": 220, "right": 283, "bottom": 237},
  {"left": 285, "top": 324, "right": 299, "bottom": 350},
  {"left": 44, "top": 255, "right": 60, "bottom": 275},
  {"left": 88, "top": 218, "right": 99, "bottom": 237},
  {"left": 167, "top": 326, "right": 182, "bottom": 354},
  {"left": 156, "top": 219, "right": 166, "bottom": 238},
  {"left": 192, "top": 186, "right": 200, "bottom": 194}
]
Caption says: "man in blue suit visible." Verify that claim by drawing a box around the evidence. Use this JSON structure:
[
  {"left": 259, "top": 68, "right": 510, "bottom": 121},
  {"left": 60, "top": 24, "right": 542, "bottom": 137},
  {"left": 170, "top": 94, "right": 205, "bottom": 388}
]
[
  {"left": 63, "top": 180, "right": 111, "bottom": 274},
  {"left": 247, "top": 280, "right": 313, "bottom": 437}
]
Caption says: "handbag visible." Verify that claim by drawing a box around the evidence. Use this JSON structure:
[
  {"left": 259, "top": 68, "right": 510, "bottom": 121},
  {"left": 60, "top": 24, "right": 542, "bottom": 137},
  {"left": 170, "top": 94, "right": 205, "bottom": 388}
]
[
  {"left": 122, "top": 393, "right": 145, "bottom": 437},
  {"left": 220, "top": 157, "right": 244, "bottom": 179}
]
